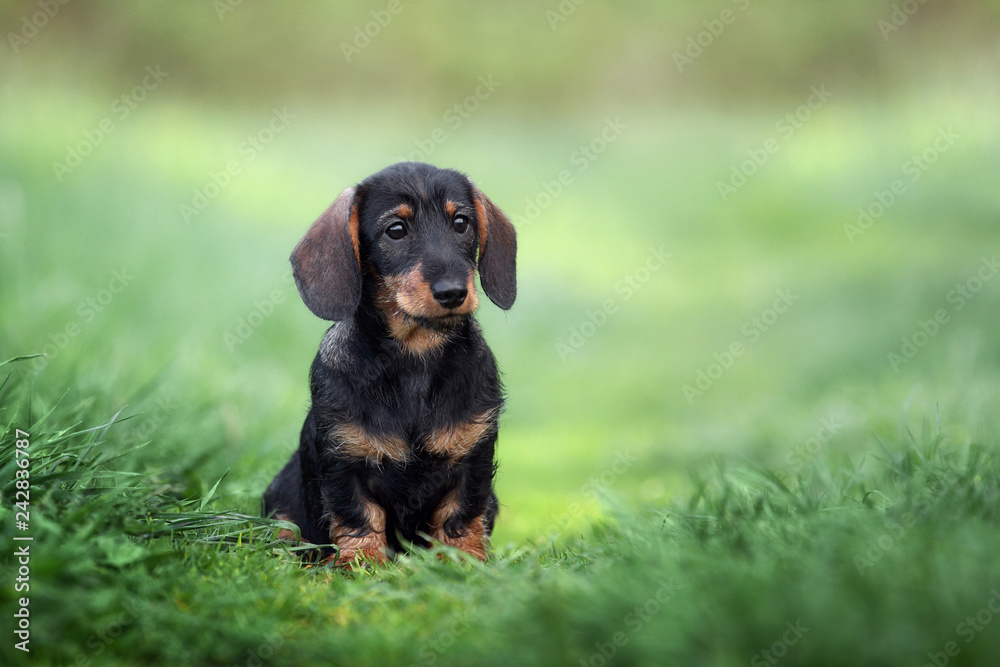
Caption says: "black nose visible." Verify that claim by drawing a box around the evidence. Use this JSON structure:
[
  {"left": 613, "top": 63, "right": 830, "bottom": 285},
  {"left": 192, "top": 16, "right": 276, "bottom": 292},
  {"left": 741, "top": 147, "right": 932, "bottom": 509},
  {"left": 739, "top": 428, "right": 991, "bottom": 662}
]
[{"left": 431, "top": 280, "right": 468, "bottom": 309}]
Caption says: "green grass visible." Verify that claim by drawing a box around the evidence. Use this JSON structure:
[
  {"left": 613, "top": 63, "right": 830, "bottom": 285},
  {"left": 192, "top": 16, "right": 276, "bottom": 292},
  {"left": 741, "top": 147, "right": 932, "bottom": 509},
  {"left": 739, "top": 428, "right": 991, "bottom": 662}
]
[
  {"left": 3, "top": 372, "right": 1000, "bottom": 666},
  {"left": 2, "top": 73, "right": 1000, "bottom": 664}
]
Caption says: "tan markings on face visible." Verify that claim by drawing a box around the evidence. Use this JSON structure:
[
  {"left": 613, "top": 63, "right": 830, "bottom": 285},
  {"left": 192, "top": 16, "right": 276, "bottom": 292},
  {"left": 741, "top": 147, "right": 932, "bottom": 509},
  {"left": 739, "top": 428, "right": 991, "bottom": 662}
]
[
  {"left": 375, "top": 276, "right": 449, "bottom": 354},
  {"left": 330, "top": 422, "right": 408, "bottom": 464},
  {"left": 426, "top": 408, "right": 499, "bottom": 461},
  {"left": 393, "top": 264, "right": 479, "bottom": 319},
  {"left": 445, "top": 200, "right": 458, "bottom": 217},
  {"left": 473, "top": 197, "right": 488, "bottom": 256},
  {"left": 393, "top": 264, "right": 443, "bottom": 316},
  {"left": 461, "top": 273, "right": 479, "bottom": 312},
  {"left": 375, "top": 266, "right": 478, "bottom": 355},
  {"left": 330, "top": 502, "right": 389, "bottom": 567},
  {"left": 396, "top": 203, "right": 413, "bottom": 219},
  {"left": 429, "top": 494, "right": 488, "bottom": 561},
  {"left": 348, "top": 200, "right": 362, "bottom": 267}
]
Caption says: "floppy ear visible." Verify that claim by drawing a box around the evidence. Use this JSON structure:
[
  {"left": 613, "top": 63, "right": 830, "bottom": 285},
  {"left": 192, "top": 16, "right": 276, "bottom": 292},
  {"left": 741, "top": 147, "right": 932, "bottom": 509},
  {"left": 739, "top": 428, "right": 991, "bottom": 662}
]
[
  {"left": 290, "top": 187, "right": 362, "bottom": 321},
  {"left": 472, "top": 186, "right": 517, "bottom": 310}
]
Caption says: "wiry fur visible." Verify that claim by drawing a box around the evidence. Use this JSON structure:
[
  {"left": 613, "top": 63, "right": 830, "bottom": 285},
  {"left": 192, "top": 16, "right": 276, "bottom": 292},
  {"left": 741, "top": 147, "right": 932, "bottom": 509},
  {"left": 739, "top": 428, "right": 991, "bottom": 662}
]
[{"left": 264, "top": 162, "right": 516, "bottom": 565}]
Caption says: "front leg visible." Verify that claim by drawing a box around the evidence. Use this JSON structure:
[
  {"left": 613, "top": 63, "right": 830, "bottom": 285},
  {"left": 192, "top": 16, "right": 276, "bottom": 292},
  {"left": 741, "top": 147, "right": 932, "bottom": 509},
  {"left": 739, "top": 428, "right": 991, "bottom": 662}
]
[
  {"left": 314, "top": 442, "right": 392, "bottom": 567},
  {"left": 314, "top": 415, "right": 411, "bottom": 567},
  {"left": 331, "top": 499, "right": 389, "bottom": 567},
  {"left": 318, "top": 465, "right": 390, "bottom": 567},
  {"left": 428, "top": 437, "right": 498, "bottom": 561}
]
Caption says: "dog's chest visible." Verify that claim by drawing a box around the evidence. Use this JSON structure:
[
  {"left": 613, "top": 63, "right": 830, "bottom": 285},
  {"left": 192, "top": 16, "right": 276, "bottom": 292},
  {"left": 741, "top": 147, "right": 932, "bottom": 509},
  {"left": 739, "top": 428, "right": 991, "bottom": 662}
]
[
  {"left": 375, "top": 363, "right": 494, "bottom": 459},
  {"left": 323, "top": 359, "right": 496, "bottom": 464}
]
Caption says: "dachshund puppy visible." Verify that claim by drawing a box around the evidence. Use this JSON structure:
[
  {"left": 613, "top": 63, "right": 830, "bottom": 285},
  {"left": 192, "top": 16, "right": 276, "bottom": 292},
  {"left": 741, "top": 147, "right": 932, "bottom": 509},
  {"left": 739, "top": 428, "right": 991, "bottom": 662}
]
[{"left": 264, "top": 161, "right": 516, "bottom": 566}]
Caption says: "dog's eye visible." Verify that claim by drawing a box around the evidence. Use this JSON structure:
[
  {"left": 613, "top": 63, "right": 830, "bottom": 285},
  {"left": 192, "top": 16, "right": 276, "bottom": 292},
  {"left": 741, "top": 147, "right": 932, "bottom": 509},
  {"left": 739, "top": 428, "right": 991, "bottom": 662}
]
[
  {"left": 453, "top": 215, "right": 469, "bottom": 234},
  {"left": 385, "top": 222, "right": 408, "bottom": 240}
]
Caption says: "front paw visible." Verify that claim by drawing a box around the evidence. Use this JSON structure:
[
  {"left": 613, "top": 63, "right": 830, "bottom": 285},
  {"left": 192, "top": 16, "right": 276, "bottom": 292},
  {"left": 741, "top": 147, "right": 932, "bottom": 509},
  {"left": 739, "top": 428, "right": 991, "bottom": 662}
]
[
  {"left": 332, "top": 546, "right": 390, "bottom": 568},
  {"left": 434, "top": 516, "right": 488, "bottom": 562}
]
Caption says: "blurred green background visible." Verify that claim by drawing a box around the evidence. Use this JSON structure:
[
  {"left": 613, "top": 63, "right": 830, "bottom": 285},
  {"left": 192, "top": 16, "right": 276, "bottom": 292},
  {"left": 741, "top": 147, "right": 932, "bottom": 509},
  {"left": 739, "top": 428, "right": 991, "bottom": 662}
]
[{"left": 2, "top": 0, "right": 999, "bottom": 545}]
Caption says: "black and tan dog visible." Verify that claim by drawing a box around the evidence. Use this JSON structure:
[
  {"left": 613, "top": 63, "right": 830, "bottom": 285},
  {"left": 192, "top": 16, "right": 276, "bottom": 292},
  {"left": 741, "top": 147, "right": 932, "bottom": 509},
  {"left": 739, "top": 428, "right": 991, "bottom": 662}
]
[{"left": 264, "top": 162, "right": 516, "bottom": 566}]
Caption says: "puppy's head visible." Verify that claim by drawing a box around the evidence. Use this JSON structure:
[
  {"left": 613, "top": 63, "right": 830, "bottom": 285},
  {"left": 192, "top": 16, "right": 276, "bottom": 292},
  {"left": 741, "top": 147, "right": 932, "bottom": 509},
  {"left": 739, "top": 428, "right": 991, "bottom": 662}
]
[{"left": 291, "top": 162, "right": 517, "bottom": 329}]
